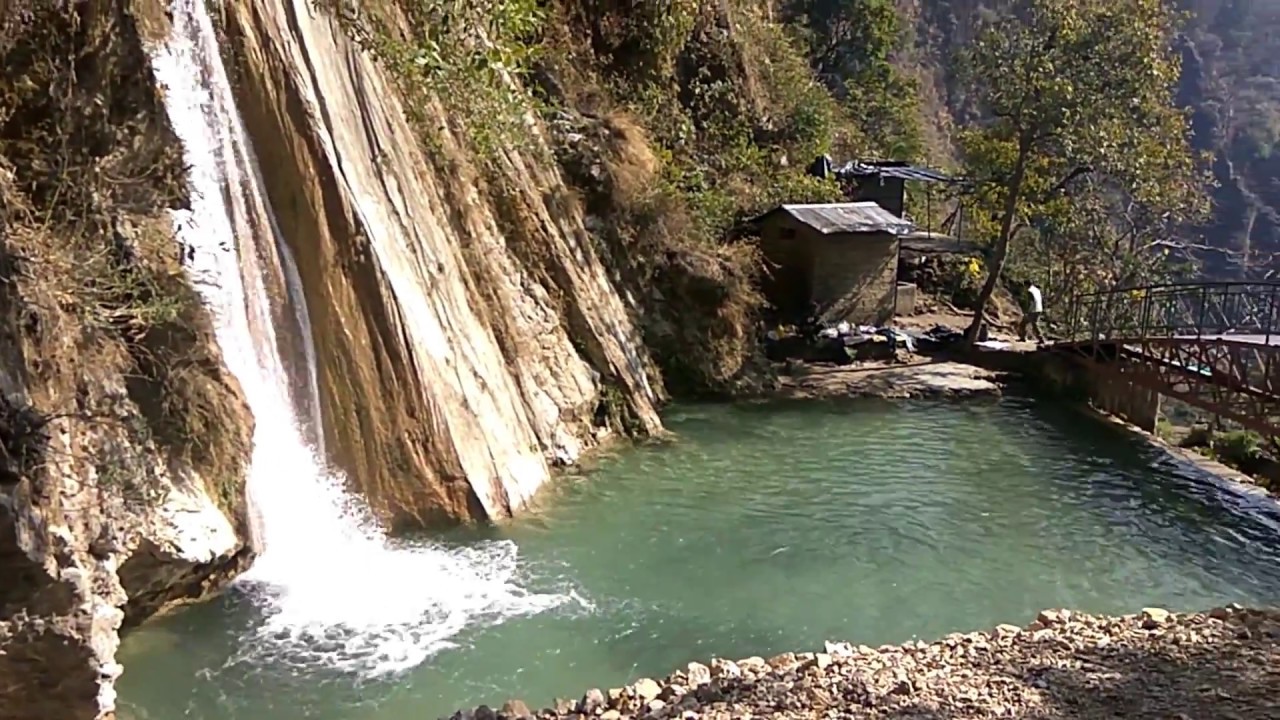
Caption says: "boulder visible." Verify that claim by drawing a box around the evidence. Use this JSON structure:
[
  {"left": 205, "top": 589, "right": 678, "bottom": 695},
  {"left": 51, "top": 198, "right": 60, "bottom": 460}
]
[{"left": 632, "top": 678, "right": 662, "bottom": 702}]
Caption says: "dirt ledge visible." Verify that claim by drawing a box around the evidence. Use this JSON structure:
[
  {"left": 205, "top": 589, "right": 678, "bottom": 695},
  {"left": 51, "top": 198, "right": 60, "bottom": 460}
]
[
  {"left": 775, "top": 360, "right": 1003, "bottom": 401},
  {"left": 455, "top": 606, "right": 1280, "bottom": 720}
]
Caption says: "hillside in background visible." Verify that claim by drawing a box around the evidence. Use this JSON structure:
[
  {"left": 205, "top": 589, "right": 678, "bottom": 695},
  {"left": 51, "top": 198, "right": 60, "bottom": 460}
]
[
  {"left": 1178, "top": 0, "right": 1280, "bottom": 278},
  {"left": 893, "top": 0, "right": 1280, "bottom": 280}
]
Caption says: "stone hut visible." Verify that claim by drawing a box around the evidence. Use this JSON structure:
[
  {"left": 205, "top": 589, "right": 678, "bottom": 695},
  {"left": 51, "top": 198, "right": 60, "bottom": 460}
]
[{"left": 753, "top": 202, "right": 915, "bottom": 324}]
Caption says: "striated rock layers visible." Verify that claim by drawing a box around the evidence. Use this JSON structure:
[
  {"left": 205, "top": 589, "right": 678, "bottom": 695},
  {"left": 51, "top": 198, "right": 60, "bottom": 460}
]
[
  {"left": 217, "top": 0, "right": 664, "bottom": 526},
  {"left": 1, "top": 1, "right": 256, "bottom": 718},
  {"left": 458, "top": 606, "right": 1280, "bottom": 720}
]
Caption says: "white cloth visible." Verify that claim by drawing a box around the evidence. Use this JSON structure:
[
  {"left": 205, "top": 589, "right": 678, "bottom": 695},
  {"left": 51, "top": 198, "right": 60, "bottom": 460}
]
[{"left": 1028, "top": 285, "right": 1043, "bottom": 313}]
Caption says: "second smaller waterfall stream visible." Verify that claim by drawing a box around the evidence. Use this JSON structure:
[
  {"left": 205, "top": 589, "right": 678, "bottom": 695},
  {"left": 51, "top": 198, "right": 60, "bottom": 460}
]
[{"left": 148, "top": 0, "right": 572, "bottom": 676}]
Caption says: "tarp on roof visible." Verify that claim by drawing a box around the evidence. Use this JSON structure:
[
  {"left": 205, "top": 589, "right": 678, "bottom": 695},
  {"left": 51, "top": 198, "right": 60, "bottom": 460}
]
[
  {"left": 838, "top": 160, "right": 955, "bottom": 183},
  {"left": 752, "top": 202, "right": 917, "bottom": 236}
]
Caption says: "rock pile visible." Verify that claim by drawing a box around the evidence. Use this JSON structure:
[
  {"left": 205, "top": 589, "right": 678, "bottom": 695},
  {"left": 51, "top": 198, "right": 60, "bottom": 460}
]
[{"left": 447, "top": 606, "right": 1280, "bottom": 720}]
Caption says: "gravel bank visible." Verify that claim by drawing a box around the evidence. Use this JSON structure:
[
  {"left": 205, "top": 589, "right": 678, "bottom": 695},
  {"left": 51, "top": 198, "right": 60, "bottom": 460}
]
[{"left": 450, "top": 606, "right": 1280, "bottom": 720}]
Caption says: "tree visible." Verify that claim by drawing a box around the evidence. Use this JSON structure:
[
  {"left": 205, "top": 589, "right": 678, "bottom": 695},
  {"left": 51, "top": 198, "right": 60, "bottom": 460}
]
[
  {"left": 788, "top": 0, "right": 923, "bottom": 156},
  {"left": 957, "top": 0, "right": 1209, "bottom": 342}
]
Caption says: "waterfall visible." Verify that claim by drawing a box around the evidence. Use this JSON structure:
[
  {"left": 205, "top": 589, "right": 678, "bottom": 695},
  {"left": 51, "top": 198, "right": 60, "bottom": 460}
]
[{"left": 148, "top": 0, "right": 570, "bottom": 676}]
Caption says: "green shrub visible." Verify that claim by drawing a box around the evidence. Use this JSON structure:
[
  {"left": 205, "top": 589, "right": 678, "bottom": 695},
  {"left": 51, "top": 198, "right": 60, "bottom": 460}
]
[{"left": 325, "top": 0, "right": 546, "bottom": 161}]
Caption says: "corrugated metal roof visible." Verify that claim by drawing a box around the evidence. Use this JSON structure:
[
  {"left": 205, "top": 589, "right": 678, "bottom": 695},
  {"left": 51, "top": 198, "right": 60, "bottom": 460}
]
[
  {"left": 757, "top": 202, "right": 917, "bottom": 236},
  {"left": 837, "top": 161, "right": 955, "bottom": 183},
  {"left": 900, "top": 231, "right": 981, "bottom": 255}
]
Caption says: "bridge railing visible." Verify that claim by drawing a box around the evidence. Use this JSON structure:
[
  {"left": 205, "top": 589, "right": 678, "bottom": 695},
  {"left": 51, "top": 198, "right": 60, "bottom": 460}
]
[{"left": 1063, "top": 281, "right": 1280, "bottom": 344}]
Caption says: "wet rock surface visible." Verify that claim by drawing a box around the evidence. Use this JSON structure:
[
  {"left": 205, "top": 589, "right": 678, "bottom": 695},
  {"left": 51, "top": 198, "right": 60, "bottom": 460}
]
[
  {"left": 454, "top": 607, "right": 1280, "bottom": 719},
  {"left": 776, "top": 360, "right": 1002, "bottom": 401}
]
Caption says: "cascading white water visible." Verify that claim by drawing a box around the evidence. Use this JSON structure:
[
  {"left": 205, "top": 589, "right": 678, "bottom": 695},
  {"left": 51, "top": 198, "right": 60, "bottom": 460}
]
[{"left": 148, "top": 0, "right": 572, "bottom": 675}]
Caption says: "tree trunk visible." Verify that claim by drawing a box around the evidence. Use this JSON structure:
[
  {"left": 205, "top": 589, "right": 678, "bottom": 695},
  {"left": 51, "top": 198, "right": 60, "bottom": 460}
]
[{"left": 965, "top": 145, "right": 1030, "bottom": 345}]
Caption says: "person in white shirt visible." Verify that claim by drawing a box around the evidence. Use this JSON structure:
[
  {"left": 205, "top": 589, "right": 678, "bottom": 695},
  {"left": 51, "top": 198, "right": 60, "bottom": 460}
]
[{"left": 1019, "top": 282, "right": 1045, "bottom": 343}]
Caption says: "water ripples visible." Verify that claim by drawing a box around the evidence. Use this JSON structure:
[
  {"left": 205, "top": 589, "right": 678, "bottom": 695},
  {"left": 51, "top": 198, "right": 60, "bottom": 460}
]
[
  {"left": 507, "top": 398, "right": 1280, "bottom": 628},
  {"left": 119, "top": 398, "right": 1280, "bottom": 720}
]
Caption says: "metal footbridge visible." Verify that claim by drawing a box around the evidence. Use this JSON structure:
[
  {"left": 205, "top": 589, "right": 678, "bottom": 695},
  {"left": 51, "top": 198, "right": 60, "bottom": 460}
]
[{"left": 1055, "top": 281, "right": 1280, "bottom": 436}]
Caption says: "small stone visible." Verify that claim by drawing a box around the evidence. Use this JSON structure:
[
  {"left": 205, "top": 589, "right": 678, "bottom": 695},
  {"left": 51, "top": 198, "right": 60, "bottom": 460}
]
[
  {"left": 607, "top": 688, "right": 625, "bottom": 705},
  {"left": 1209, "top": 606, "right": 1232, "bottom": 620},
  {"left": 768, "top": 652, "right": 798, "bottom": 670},
  {"left": 475, "top": 706, "right": 497, "bottom": 720},
  {"left": 646, "top": 699, "right": 666, "bottom": 713},
  {"left": 824, "top": 641, "right": 854, "bottom": 656},
  {"left": 600, "top": 711, "right": 621, "bottom": 720},
  {"left": 812, "top": 653, "right": 833, "bottom": 670},
  {"left": 684, "top": 661, "right": 711, "bottom": 686},
  {"left": 1037, "top": 609, "right": 1068, "bottom": 626},
  {"left": 709, "top": 658, "right": 741, "bottom": 679},
  {"left": 657, "top": 684, "right": 685, "bottom": 702},
  {"left": 582, "top": 689, "right": 606, "bottom": 712},
  {"left": 1141, "top": 607, "right": 1172, "bottom": 629},
  {"left": 554, "top": 698, "right": 576, "bottom": 714},
  {"left": 632, "top": 679, "right": 662, "bottom": 702},
  {"left": 737, "top": 656, "right": 767, "bottom": 673},
  {"left": 992, "top": 624, "right": 1022, "bottom": 640},
  {"left": 501, "top": 700, "right": 531, "bottom": 719},
  {"left": 693, "top": 685, "right": 725, "bottom": 703}
]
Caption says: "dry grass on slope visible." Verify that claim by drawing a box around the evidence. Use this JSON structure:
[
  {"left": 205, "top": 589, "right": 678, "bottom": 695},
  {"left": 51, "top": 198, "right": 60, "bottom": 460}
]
[
  {"left": 0, "top": 0, "right": 250, "bottom": 515},
  {"left": 537, "top": 0, "right": 855, "bottom": 396},
  {"left": 551, "top": 108, "right": 771, "bottom": 398}
]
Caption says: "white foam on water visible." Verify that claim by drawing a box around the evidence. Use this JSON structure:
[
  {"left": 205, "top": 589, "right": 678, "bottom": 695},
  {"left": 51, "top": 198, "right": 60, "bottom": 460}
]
[{"left": 149, "top": 0, "right": 571, "bottom": 676}]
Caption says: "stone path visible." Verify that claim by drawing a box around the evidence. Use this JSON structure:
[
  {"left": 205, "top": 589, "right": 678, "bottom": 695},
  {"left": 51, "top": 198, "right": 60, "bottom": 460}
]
[{"left": 450, "top": 607, "right": 1280, "bottom": 720}]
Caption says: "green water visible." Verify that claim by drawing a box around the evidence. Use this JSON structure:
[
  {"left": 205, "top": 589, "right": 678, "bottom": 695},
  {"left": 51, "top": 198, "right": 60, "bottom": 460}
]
[{"left": 117, "top": 398, "right": 1280, "bottom": 720}]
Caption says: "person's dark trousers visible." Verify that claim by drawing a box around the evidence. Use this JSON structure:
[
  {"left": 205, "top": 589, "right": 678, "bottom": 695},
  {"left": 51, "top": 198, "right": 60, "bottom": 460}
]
[{"left": 1019, "top": 312, "right": 1045, "bottom": 342}]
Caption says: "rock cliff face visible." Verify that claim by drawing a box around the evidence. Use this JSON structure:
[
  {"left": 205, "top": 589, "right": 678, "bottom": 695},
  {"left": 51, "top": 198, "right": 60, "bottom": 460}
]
[
  {"left": 1, "top": 3, "right": 257, "bottom": 718},
  {"left": 216, "top": 0, "right": 664, "bottom": 526},
  {"left": 4, "top": 0, "right": 850, "bottom": 715}
]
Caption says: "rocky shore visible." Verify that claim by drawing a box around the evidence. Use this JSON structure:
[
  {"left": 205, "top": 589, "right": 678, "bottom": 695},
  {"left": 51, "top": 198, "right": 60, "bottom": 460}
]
[
  {"left": 451, "top": 606, "right": 1280, "bottom": 720},
  {"left": 776, "top": 360, "right": 1003, "bottom": 401}
]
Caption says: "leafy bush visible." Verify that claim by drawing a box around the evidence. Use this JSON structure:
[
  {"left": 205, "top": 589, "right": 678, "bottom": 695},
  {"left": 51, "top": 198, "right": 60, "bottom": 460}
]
[{"left": 325, "top": 0, "right": 546, "bottom": 160}]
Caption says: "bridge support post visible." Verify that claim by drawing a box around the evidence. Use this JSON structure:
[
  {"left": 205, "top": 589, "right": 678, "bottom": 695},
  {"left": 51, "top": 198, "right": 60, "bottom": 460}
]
[{"left": 1089, "top": 362, "right": 1162, "bottom": 433}]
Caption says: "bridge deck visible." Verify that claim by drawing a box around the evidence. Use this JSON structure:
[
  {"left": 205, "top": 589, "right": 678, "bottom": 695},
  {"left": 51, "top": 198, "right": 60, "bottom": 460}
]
[
  {"left": 1150, "top": 334, "right": 1276, "bottom": 346},
  {"left": 1054, "top": 281, "right": 1280, "bottom": 435},
  {"left": 1056, "top": 333, "right": 1277, "bottom": 347}
]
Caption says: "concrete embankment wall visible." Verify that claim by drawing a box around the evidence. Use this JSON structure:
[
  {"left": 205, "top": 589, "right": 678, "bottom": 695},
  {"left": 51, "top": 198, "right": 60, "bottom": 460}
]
[{"left": 962, "top": 346, "right": 1161, "bottom": 432}]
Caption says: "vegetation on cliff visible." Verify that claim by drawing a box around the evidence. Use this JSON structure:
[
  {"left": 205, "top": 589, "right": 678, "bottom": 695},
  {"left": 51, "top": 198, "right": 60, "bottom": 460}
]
[
  {"left": 3, "top": 2, "right": 257, "bottom": 717},
  {"left": 0, "top": 0, "right": 250, "bottom": 514},
  {"left": 535, "top": 0, "right": 837, "bottom": 396},
  {"left": 324, "top": 0, "right": 1269, "bottom": 392},
  {"left": 1178, "top": 0, "right": 1280, "bottom": 277},
  {"left": 327, "top": 0, "right": 932, "bottom": 397}
]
